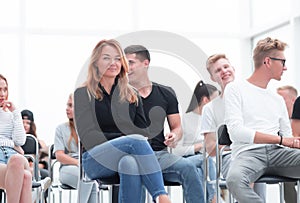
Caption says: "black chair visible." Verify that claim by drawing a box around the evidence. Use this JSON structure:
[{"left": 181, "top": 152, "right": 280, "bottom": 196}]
[
  {"left": 22, "top": 134, "right": 40, "bottom": 181},
  {"left": 217, "top": 124, "right": 300, "bottom": 203},
  {"left": 22, "top": 134, "right": 46, "bottom": 203}
]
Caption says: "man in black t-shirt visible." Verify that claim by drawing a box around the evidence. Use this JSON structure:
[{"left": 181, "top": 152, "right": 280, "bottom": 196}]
[
  {"left": 292, "top": 96, "right": 300, "bottom": 137},
  {"left": 125, "top": 45, "right": 205, "bottom": 203}
]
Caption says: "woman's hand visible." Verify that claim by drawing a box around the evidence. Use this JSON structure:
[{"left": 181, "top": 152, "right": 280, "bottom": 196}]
[
  {"left": 14, "top": 145, "right": 24, "bottom": 155},
  {"left": 1, "top": 100, "right": 16, "bottom": 112}
]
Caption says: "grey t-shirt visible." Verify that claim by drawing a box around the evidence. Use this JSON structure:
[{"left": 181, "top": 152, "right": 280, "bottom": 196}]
[{"left": 54, "top": 122, "right": 78, "bottom": 158}]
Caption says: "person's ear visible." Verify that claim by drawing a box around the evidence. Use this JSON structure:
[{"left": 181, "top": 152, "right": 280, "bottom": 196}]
[
  {"left": 202, "top": 96, "right": 210, "bottom": 104},
  {"left": 144, "top": 59, "right": 149, "bottom": 67},
  {"left": 263, "top": 57, "right": 270, "bottom": 65}
]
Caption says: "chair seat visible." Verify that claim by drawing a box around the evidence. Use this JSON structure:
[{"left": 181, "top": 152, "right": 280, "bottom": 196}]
[
  {"left": 98, "top": 174, "right": 120, "bottom": 185},
  {"left": 256, "top": 175, "right": 299, "bottom": 184},
  {"left": 60, "top": 184, "right": 76, "bottom": 190},
  {"left": 32, "top": 181, "right": 42, "bottom": 188},
  {"left": 163, "top": 180, "right": 181, "bottom": 186}
]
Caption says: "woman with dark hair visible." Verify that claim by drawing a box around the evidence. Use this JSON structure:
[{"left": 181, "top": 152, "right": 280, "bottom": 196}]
[
  {"left": 21, "top": 109, "right": 49, "bottom": 169},
  {"left": 74, "top": 39, "right": 171, "bottom": 203},
  {"left": 173, "top": 80, "right": 219, "bottom": 203},
  {"left": 21, "top": 109, "right": 51, "bottom": 202}
]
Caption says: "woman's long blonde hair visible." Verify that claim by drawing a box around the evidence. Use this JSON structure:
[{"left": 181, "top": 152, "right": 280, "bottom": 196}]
[
  {"left": 85, "top": 39, "right": 138, "bottom": 104},
  {"left": 68, "top": 94, "right": 78, "bottom": 151}
]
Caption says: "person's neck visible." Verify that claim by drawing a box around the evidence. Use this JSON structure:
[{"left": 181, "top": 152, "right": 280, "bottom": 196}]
[
  {"left": 192, "top": 105, "right": 203, "bottom": 115},
  {"left": 100, "top": 77, "right": 116, "bottom": 94},
  {"left": 131, "top": 78, "right": 152, "bottom": 98},
  {"left": 247, "top": 69, "right": 270, "bottom": 89}
]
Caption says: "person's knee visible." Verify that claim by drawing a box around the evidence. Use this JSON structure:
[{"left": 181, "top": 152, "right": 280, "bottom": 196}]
[
  {"left": 23, "top": 170, "right": 32, "bottom": 186},
  {"left": 127, "top": 134, "right": 146, "bottom": 141},
  {"left": 226, "top": 172, "right": 242, "bottom": 189},
  {"left": 118, "top": 155, "right": 139, "bottom": 175},
  {"left": 177, "top": 159, "right": 198, "bottom": 178},
  {"left": 8, "top": 154, "right": 26, "bottom": 169}
]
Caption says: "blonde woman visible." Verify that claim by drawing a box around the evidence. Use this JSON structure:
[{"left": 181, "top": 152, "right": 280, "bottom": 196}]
[
  {"left": 54, "top": 94, "right": 79, "bottom": 189},
  {"left": 74, "top": 39, "right": 171, "bottom": 203}
]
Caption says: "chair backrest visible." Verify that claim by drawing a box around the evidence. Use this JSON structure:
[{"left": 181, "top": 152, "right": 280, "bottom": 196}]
[
  {"left": 22, "top": 134, "right": 40, "bottom": 181},
  {"left": 48, "top": 144, "right": 57, "bottom": 180},
  {"left": 49, "top": 144, "right": 56, "bottom": 159},
  {"left": 218, "top": 124, "right": 232, "bottom": 146}
]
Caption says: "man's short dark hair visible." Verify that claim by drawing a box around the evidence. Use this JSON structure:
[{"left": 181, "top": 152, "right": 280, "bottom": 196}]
[{"left": 124, "top": 45, "right": 151, "bottom": 62}]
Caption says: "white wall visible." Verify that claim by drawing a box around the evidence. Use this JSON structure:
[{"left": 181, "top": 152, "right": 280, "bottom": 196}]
[{"left": 0, "top": 0, "right": 298, "bottom": 146}]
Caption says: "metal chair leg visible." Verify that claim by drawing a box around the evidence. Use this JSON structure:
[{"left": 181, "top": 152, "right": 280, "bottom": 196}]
[
  {"left": 279, "top": 182, "right": 284, "bottom": 203},
  {"left": 59, "top": 188, "right": 62, "bottom": 203},
  {"left": 69, "top": 190, "right": 72, "bottom": 203},
  {"left": 297, "top": 180, "right": 300, "bottom": 203}
]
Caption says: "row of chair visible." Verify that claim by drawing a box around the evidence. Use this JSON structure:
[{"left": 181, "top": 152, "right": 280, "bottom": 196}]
[
  {"left": 48, "top": 124, "right": 300, "bottom": 203},
  {"left": 47, "top": 125, "right": 300, "bottom": 203},
  {"left": 3, "top": 129, "right": 297, "bottom": 203}
]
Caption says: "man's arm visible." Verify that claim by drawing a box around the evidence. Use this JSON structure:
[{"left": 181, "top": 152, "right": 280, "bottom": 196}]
[
  {"left": 204, "top": 132, "right": 217, "bottom": 156},
  {"left": 292, "top": 119, "right": 300, "bottom": 137},
  {"left": 164, "top": 113, "right": 182, "bottom": 148}
]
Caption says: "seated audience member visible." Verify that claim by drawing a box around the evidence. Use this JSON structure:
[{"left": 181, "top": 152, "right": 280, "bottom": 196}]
[
  {"left": 74, "top": 39, "right": 171, "bottom": 203},
  {"left": 277, "top": 85, "right": 298, "bottom": 203},
  {"left": 21, "top": 109, "right": 49, "bottom": 169},
  {"left": 173, "top": 80, "right": 219, "bottom": 203},
  {"left": 292, "top": 96, "right": 300, "bottom": 137},
  {"left": 277, "top": 85, "right": 298, "bottom": 118},
  {"left": 200, "top": 54, "right": 266, "bottom": 201},
  {"left": 21, "top": 109, "right": 50, "bottom": 202},
  {"left": 54, "top": 94, "right": 79, "bottom": 189},
  {"left": 125, "top": 44, "right": 204, "bottom": 203},
  {"left": 0, "top": 154, "right": 32, "bottom": 203},
  {"left": 224, "top": 37, "right": 300, "bottom": 203},
  {"left": 0, "top": 74, "right": 31, "bottom": 202}
]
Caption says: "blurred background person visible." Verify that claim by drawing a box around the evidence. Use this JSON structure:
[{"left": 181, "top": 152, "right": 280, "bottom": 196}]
[
  {"left": 173, "top": 80, "right": 219, "bottom": 203},
  {"left": 277, "top": 85, "right": 298, "bottom": 119},
  {"left": 54, "top": 94, "right": 79, "bottom": 189},
  {"left": 277, "top": 85, "right": 298, "bottom": 203},
  {"left": 292, "top": 96, "right": 300, "bottom": 137}
]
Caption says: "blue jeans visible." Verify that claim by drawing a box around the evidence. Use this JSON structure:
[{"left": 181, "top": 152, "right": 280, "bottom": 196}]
[
  {"left": 82, "top": 134, "right": 167, "bottom": 203},
  {"left": 155, "top": 150, "right": 205, "bottom": 203},
  {"left": 0, "top": 146, "right": 18, "bottom": 164},
  {"left": 184, "top": 154, "right": 216, "bottom": 203}
]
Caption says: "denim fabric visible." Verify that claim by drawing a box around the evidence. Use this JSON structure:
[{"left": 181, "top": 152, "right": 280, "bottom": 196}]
[
  {"left": 0, "top": 146, "right": 17, "bottom": 164},
  {"left": 155, "top": 151, "right": 205, "bottom": 203},
  {"left": 82, "top": 134, "right": 167, "bottom": 203},
  {"left": 184, "top": 154, "right": 216, "bottom": 203},
  {"left": 59, "top": 165, "right": 79, "bottom": 189}
]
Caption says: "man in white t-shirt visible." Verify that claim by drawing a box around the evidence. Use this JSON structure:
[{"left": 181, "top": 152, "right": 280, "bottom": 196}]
[
  {"left": 200, "top": 54, "right": 266, "bottom": 201},
  {"left": 200, "top": 54, "right": 234, "bottom": 176},
  {"left": 224, "top": 37, "right": 300, "bottom": 203}
]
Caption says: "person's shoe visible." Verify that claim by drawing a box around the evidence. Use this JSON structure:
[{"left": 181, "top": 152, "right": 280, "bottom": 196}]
[{"left": 37, "top": 177, "right": 52, "bottom": 192}]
